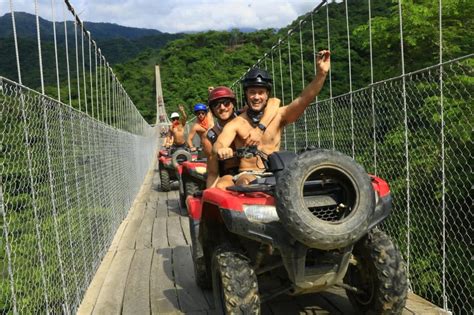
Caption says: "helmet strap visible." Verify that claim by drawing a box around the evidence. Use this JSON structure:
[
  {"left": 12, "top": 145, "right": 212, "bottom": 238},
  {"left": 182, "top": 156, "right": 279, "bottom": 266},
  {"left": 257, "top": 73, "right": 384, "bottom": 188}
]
[{"left": 247, "top": 106, "right": 264, "bottom": 124}]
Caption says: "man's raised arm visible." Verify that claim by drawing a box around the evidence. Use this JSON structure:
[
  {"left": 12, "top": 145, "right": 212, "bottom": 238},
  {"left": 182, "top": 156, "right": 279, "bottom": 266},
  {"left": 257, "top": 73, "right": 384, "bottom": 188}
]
[
  {"left": 280, "top": 50, "right": 330, "bottom": 126},
  {"left": 178, "top": 104, "right": 187, "bottom": 126}
]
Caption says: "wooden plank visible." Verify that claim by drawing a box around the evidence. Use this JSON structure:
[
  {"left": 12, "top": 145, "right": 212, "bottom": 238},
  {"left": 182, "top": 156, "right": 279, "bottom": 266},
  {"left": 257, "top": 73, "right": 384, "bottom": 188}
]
[
  {"left": 109, "top": 220, "right": 128, "bottom": 252},
  {"left": 135, "top": 202, "right": 156, "bottom": 249},
  {"left": 172, "top": 246, "right": 210, "bottom": 312},
  {"left": 167, "top": 216, "right": 187, "bottom": 247},
  {"left": 92, "top": 249, "right": 135, "bottom": 314},
  {"left": 122, "top": 248, "right": 154, "bottom": 315},
  {"left": 118, "top": 203, "right": 146, "bottom": 250},
  {"left": 167, "top": 193, "right": 181, "bottom": 217},
  {"left": 77, "top": 250, "right": 116, "bottom": 315},
  {"left": 180, "top": 216, "right": 191, "bottom": 245},
  {"left": 156, "top": 197, "right": 169, "bottom": 218},
  {"left": 150, "top": 248, "right": 181, "bottom": 314},
  {"left": 404, "top": 292, "right": 449, "bottom": 314},
  {"left": 153, "top": 217, "right": 169, "bottom": 249}
]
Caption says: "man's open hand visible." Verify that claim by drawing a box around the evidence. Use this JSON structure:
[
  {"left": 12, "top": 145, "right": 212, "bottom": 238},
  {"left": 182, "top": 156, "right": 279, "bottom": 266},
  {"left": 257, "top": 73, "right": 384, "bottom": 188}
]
[{"left": 316, "top": 50, "right": 331, "bottom": 74}]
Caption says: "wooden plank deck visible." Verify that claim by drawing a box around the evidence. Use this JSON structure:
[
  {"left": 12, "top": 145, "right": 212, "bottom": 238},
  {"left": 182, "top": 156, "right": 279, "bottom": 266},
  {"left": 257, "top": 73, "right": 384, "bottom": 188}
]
[{"left": 78, "top": 165, "right": 449, "bottom": 315}]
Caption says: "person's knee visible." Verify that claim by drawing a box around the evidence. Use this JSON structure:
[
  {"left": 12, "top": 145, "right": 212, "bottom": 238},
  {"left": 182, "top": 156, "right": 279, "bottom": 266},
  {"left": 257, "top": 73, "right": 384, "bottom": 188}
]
[
  {"left": 216, "top": 176, "right": 233, "bottom": 189},
  {"left": 235, "top": 174, "right": 256, "bottom": 186}
]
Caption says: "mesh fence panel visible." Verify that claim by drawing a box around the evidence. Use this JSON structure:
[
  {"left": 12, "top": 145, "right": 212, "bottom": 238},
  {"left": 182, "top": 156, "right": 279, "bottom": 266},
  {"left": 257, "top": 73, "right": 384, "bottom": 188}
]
[
  {"left": 277, "top": 56, "right": 472, "bottom": 314},
  {"left": 1, "top": 77, "right": 156, "bottom": 313}
]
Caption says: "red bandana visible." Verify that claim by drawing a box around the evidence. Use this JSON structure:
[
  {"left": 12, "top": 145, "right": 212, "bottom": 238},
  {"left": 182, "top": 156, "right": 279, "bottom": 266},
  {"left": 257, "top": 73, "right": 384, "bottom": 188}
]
[{"left": 199, "top": 116, "right": 209, "bottom": 130}]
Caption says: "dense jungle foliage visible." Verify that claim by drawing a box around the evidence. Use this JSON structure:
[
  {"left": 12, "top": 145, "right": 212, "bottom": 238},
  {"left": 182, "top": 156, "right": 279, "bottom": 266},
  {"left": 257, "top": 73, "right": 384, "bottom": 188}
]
[{"left": 0, "top": 0, "right": 472, "bottom": 313}]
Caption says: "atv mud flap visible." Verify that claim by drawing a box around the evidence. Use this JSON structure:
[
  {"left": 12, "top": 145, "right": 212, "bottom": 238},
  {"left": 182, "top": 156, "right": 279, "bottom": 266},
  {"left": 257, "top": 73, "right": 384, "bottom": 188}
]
[{"left": 220, "top": 208, "right": 352, "bottom": 290}]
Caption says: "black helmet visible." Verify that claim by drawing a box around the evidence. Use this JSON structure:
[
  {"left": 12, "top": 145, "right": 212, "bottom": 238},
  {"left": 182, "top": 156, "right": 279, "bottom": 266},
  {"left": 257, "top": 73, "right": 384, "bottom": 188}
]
[{"left": 242, "top": 68, "right": 272, "bottom": 91}]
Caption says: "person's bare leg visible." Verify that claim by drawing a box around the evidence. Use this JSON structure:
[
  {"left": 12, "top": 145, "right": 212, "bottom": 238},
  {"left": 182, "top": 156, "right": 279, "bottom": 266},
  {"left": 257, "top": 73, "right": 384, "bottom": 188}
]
[
  {"left": 235, "top": 174, "right": 257, "bottom": 186},
  {"left": 216, "top": 175, "right": 234, "bottom": 189}
]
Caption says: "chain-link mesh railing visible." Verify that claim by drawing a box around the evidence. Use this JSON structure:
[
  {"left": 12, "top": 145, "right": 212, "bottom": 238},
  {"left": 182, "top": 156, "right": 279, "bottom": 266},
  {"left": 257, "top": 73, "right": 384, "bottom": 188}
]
[
  {"left": 229, "top": 0, "right": 472, "bottom": 312},
  {"left": 1, "top": 0, "right": 157, "bottom": 313},
  {"left": 1, "top": 76, "right": 156, "bottom": 313}
]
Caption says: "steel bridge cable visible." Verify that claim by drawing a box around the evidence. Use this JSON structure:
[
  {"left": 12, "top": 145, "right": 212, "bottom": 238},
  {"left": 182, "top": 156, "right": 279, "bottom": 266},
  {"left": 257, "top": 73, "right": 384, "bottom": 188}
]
[
  {"left": 51, "top": 0, "right": 61, "bottom": 101},
  {"left": 398, "top": 0, "right": 411, "bottom": 288},
  {"left": 81, "top": 25, "right": 88, "bottom": 115},
  {"left": 344, "top": 0, "right": 355, "bottom": 159},
  {"left": 3, "top": 5, "right": 20, "bottom": 310},
  {"left": 287, "top": 31, "right": 296, "bottom": 152},
  {"left": 74, "top": 18, "right": 82, "bottom": 111},
  {"left": 325, "top": 1, "right": 334, "bottom": 150},
  {"left": 63, "top": 1, "right": 72, "bottom": 107},
  {"left": 368, "top": 0, "right": 377, "bottom": 175},
  {"left": 439, "top": 0, "right": 447, "bottom": 310},
  {"left": 299, "top": 20, "right": 308, "bottom": 148},
  {"left": 35, "top": 0, "right": 45, "bottom": 94},
  {"left": 311, "top": 11, "right": 321, "bottom": 147},
  {"left": 88, "top": 32, "right": 94, "bottom": 119},
  {"left": 278, "top": 39, "right": 287, "bottom": 150}
]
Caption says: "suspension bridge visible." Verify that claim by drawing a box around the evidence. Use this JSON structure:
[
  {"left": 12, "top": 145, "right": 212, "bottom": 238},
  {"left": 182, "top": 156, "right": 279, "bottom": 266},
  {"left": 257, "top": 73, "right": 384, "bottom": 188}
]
[{"left": 1, "top": 0, "right": 471, "bottom": 314}]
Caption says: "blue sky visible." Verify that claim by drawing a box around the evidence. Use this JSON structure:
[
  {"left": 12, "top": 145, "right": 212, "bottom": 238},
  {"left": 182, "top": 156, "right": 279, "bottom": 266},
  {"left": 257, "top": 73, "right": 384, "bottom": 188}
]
[{"left": 2, "top": 0, "right": 321, "bottom": 33}]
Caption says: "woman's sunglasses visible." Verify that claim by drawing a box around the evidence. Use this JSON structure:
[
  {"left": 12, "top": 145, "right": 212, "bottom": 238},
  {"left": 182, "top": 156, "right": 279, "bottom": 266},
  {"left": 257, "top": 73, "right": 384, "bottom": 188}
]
[
  {"left": 211, "top": 99, "right": 233, "bottom": 109},
  {"left": 194, "top": 111, "right": 207, "bottom": 116}
]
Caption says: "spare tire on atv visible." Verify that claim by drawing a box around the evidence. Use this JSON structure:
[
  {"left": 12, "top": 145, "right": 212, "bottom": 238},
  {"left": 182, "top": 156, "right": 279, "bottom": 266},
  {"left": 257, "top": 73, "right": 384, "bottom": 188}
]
[
  {"left": 275, "top": 149, "right": 375, "bottom": 250},
  {"left": 171, "top": 149, "right": 193, "bottom": 168}
]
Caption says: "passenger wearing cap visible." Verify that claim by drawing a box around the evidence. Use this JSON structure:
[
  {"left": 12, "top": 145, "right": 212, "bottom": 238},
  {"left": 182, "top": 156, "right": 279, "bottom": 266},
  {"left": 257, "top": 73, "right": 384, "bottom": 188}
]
[
  {"left": 214, "top": 50, "right": 331, "bottom": 187},
  {"left": 168, "top": 104, "right": 187, "bottom": 151},
  {"left": 205, "top": 86, "right": 281, "bottom": 188},
  {"left": 186, "top": 103, "right": 214, "bottom": 155}
]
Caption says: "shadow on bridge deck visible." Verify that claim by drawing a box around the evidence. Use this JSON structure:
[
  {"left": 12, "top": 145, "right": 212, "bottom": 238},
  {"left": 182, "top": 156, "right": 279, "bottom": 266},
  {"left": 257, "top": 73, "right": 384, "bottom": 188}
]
[{"left": 77, "top": 165, "right": 447, "bottom": 315}]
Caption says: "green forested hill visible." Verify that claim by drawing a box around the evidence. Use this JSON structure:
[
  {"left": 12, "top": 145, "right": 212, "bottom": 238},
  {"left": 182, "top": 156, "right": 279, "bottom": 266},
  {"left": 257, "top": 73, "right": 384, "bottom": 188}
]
[{"left": 114, "top": 0, "right": 471, "bottom": 123}]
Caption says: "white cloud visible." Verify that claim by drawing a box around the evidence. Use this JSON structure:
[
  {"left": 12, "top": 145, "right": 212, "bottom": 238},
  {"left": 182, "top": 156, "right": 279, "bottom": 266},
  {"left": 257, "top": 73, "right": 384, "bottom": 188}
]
[{"left": 1, "top": 0, "right": 321, "bottom": 33}]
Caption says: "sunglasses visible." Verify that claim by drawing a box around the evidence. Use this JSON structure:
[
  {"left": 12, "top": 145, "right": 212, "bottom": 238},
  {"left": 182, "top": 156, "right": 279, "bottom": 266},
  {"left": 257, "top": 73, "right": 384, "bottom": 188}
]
[
  {"left": 195, "top": 111, "right": 207, "bottom": 116},
  {"left": 171, "top": 117, "right": 179, "bottom": 121},
  {"left": 211, "top": 99, "right": 233, "bottom": 109}
]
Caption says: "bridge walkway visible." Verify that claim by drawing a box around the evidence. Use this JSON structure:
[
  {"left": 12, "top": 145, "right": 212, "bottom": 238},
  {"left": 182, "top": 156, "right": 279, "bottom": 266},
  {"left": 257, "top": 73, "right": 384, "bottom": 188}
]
[{"left": 77, "top": 165, "right": 447, "bottom": 314}]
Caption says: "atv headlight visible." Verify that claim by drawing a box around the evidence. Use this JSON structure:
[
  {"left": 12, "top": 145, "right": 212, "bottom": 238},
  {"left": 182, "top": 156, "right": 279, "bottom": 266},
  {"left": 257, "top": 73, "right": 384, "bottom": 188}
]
[{"left": 243, "top": 205, "right": 279, "bottom": 223}]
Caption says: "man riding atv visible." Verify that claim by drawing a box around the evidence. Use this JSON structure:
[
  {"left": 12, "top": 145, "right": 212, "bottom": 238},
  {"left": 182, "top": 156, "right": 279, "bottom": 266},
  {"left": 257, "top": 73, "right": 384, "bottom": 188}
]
[
  {"left": 205, "top": 87, "right": 280, "bottom": 188},
  {"left": 213, "top": 50, "right": 331, "bottom": 188}
]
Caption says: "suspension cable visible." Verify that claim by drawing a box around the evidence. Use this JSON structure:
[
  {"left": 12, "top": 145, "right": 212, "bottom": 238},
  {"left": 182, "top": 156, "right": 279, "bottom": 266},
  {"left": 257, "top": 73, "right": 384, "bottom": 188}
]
[
  {"left": 439, "top": 0, "right": 447, "bottom": 310},
  {"left": 398, "top": 0, "right": 411, "bottom": 288},
  {"left": 34, "top": 0, "right": 45, "bottom": 94},
  {"left": 326, "top": 2, "right": 334, "bottom": 150},
  {"left": 344, "top": 0, "right": 355, "bottom": 158},
  {"left": 368, "top": 0, "right": 376, "bottom": 175},
  {"left": 51, "top": 0, "right": 61, "bottom": 101}
]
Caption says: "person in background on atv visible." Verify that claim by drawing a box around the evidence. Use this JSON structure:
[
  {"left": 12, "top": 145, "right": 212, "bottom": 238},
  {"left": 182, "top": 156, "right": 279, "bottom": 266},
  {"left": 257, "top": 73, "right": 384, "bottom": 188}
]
[
  {"left": 186, "top": 103, "right": 214, "bottom": 156},
  {"left": 168, "top": 104, "right": 187, "bottom": 152},
  {"left": 206, "top": 86, "right": 281, "bottom": 188},
  {"left": 213, "top": 50, "right": 331, "bottom": 187}
]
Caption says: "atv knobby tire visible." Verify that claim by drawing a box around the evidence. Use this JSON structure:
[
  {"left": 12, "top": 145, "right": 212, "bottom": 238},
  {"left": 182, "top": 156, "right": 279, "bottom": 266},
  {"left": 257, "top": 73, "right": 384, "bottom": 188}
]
[
  {"left": 184, "top": 175, "right": 201, "bottom": 198},
  {"left": 159, "top": 163, "right": 171, "bottom": 192},
  {"left": 212, "top": 248, "right": 260, "bottom": 314},
  {"left": 189, "top": 218, "right": 211, "bottom": 289},
  {"left": 344, "top": 229, "right": 408, "bottom": 314},
  {"left": 275, "top": 149, "right": 375, "bottom": 250},
  {"left": 171, "top": 149, "right": 192, "bottom": 168}
]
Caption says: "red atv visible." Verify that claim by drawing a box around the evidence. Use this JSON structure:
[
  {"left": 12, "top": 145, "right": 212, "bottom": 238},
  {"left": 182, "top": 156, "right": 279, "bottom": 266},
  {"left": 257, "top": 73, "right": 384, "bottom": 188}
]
[
  {"left": 179, "top": 158, "right": 207, "bottom": 206},
  {"left": 186, "top": 147, "right": 408, "bottom": 314},
  {"left": 157, "top": 147, "right": 196, "bottom": 192}
]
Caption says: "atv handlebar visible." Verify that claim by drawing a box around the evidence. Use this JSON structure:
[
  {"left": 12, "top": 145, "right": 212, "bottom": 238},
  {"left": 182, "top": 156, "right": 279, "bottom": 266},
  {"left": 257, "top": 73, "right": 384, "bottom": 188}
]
[{"left": 235, "top": 146, "right": 268, "bottom": 160}]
